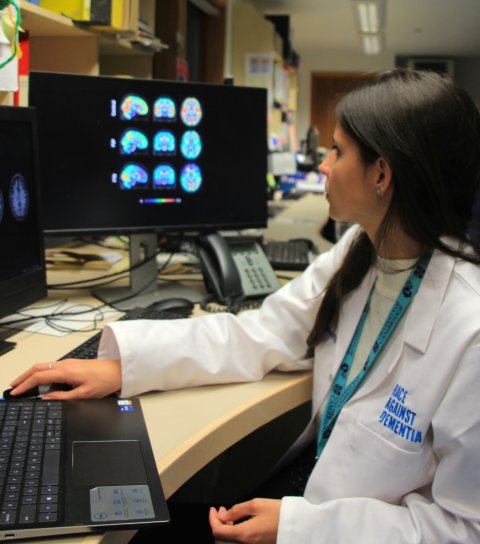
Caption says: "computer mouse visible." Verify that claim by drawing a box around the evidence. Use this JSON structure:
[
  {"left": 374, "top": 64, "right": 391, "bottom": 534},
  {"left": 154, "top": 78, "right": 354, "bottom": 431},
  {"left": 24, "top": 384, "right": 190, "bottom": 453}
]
[
  {"left": 2, "top": 383, "right": 72, "bottom": 401},
  {"left": 148, "top": 297, "right": 195, "bottom": 313}
]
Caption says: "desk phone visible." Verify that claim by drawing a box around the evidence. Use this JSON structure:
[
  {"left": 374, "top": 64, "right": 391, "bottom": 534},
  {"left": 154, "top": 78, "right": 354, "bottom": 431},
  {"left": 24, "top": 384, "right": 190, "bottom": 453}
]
[{"left": 197, "top": 233, "right": 280, "bottom": 304}]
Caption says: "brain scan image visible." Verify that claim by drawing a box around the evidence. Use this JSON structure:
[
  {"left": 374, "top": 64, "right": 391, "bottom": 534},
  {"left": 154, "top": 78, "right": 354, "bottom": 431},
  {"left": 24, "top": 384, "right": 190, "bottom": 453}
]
[
  {"left": 180, "top": 130, "right": 202, "bottom": 160},
  {"left": 9, "top": 173, "right": 29, "bottom": 221},
  {"left": 153, "top": 131, "right": 176, "bottom": 154},
  {"left": 154, "top": 97, "right": 176, "bottom": 121},
  {"left": 153, "top": 164, "right": 176, "bottom": 188},
  {"left": 120, "top": 95, "right": 149, "bottom": 120},
  {"left": 180, "top": 97, "right": 202, "bottom": 127},
  {"left": 120, "top": 163, "right": 149, "bottom": 190},
  {"left": 120, "top": 129, "right": 149, "bottom": 155},
  {"left": 180, "top": 163, "right": 202, "bottom": 193}
]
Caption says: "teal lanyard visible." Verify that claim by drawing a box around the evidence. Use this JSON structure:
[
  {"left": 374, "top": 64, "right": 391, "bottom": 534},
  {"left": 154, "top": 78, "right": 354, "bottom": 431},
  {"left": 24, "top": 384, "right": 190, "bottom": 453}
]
[{"left": 316, "top": 250, "right": 433, "bottom": 459}]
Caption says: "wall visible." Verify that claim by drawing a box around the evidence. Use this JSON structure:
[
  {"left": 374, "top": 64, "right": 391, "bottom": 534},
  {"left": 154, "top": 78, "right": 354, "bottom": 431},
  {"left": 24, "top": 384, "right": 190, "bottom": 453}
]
[
  {"left": 295, "top": 48, "right": 395, "bottom": 148},
  {"left": 454, "top": 58, "right": 480, "bottom": 106}
]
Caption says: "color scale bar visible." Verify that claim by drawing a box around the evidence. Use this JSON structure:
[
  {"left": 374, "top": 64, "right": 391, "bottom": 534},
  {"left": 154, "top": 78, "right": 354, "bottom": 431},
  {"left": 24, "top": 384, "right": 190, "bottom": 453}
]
[{"left": 139, "top": 198, "right": 182, "bottom": 204}]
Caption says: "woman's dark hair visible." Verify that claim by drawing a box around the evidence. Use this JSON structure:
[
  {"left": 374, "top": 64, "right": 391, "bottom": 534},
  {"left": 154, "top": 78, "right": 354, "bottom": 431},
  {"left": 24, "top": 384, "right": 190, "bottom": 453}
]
[{"left": 305, "top": 68, "right": 480, "bottom": 358}]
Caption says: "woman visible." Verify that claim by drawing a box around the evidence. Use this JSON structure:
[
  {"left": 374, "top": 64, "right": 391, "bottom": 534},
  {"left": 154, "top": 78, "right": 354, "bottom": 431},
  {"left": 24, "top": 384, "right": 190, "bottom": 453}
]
[{"left": 10, "top": 69, "right": 480, "bottom": 543}]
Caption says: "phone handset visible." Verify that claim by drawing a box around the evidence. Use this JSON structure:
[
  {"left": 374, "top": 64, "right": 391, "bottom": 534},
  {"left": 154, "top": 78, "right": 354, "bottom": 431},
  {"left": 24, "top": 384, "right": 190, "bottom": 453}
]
[
  {"left": 197, "top": 232, "right": 244, "bottom": 304},
  {"left": 197, "top": 232, "right": 281, "bottom": 305}
]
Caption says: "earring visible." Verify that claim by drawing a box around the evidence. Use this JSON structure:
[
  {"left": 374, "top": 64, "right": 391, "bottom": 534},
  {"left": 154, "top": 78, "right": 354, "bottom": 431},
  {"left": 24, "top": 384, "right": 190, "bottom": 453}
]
[{"left": 376, "top": 187, "right": 382, "bottom": 197}]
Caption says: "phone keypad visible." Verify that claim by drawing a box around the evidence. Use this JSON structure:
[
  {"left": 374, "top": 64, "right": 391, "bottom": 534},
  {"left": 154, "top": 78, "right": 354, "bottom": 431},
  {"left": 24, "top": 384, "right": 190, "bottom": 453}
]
[{"left": 232, "top": 244, "right": 280, "bottom": 297}]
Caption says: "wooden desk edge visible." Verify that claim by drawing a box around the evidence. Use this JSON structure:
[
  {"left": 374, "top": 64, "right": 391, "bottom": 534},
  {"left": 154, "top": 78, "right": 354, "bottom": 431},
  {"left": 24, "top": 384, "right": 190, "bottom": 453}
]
[{"left": 157, "top": 371, "right": 313, "bottom": 498}]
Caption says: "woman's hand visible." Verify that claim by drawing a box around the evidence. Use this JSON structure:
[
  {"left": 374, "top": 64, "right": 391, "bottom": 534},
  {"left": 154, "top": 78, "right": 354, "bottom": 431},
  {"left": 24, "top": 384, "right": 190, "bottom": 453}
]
[
  {"left": 209, "top": 498, "right": 280, "bottom": 544},
  {"left": 8, "top": 358, "right": 122, "bottom": 400}
]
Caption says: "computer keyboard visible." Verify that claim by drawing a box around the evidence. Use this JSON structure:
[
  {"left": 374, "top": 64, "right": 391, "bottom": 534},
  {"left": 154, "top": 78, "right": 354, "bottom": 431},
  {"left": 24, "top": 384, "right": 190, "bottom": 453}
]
[
  {"left": 61, "top": 305, "right": 192, "bottom": 360},
  {"left": 0, "top": 400, "right": 63, "bottom": 525},
  {"left": 263, "top": 239, "right": 315, "bottom": 271}
]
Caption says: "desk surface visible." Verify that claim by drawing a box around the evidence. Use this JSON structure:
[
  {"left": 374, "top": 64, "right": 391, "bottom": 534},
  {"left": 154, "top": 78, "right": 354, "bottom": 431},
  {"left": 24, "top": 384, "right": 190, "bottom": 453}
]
[{"left": 0, "top": 193, "right": 330, "bottom": 543}]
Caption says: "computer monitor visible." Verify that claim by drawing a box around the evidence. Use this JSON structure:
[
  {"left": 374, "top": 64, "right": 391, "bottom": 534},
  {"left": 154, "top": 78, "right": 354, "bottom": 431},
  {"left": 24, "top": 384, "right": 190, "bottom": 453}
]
[
  {"left": 28, "top": 71, "right": 268, "bottom": 309},
  {"left": 0, "top": 106, "right": 47, "bottom": 354}
]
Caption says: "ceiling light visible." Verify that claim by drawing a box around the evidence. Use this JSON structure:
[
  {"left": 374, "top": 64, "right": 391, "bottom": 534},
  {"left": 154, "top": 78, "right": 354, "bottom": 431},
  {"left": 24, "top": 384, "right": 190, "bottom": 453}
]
[
  {"left": 361, "top": 33, "right": 382, "bottom": 55},
  {"left": 352, "top": 0, "right": 386, "bottom": 32},
  {"left": 351, "top": 0, "right": 386, "bottom": 55},
  {"left": 359, "top": 3, "right": 378, "bottom": 32}
]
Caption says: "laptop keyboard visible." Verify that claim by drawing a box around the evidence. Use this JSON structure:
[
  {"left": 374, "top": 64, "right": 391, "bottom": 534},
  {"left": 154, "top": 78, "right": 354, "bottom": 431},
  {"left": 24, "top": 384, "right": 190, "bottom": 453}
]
[
  {"left": 263, "top": 239, "right": 315, "bottom": 271},
  {"left": 0, "top": 400, "right": 62, "bottom": 526},
  {"left": 0, "top": 306, "right": 190, "bottom": 528},
  {"left": 61, "top": 305, "right": 192, "bottom": 360}
]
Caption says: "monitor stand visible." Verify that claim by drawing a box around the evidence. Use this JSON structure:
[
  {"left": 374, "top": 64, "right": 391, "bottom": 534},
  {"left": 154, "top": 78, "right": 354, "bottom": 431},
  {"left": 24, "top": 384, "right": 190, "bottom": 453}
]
[
  {"left": 92, "top": 233, "right": 201, "bottom": 311},
  {"left": 0, "top": 329, "right": 17, "bottom": 357},
  {"left": 0, "top": 340, "right": 16, "bottom": 357}
]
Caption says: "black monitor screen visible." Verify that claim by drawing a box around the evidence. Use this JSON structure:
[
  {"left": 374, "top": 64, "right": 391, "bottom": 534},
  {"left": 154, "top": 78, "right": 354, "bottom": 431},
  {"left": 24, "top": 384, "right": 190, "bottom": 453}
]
[
  {"left": 0, "top": 106, "right": 46, "bottom": 343},
  {"left": 29, "top": 71, "right": 268, "bottom": 236}
]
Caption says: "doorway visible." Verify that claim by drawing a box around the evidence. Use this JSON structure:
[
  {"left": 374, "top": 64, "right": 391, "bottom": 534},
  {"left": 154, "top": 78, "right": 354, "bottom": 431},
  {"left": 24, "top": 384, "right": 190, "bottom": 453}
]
[{"left": 310, "top": 72, "right": 376, "bottom": 147}]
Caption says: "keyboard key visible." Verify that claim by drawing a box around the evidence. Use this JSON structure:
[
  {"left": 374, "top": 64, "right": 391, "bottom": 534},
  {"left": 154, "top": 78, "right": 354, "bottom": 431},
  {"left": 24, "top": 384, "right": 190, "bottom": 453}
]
[
  {"left": 2, "top": 501, "right": 19, "bottom": 510},
  {"left": 39, "top": 512, "right": 57, "bottom": 523},
  {"left": 0, "top": 510, "right": 16, "bottom": 524},
  {"left": 19, "top": 505, "right": 36, "bottom": 523},
  {"left": 39, "top": 503, "right": 57, "bottom": 513},
  {"left": 41, "top": 485, "right": 58, "bottom": 495},
  {"left": 42, "top": 450, "right": 60, "bottom": 486}
]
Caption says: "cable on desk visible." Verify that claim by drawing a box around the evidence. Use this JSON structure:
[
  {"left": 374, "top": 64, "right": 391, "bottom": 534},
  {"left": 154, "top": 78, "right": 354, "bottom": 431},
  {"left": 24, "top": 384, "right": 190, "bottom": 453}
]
[
  {"left": 42, "top": 302, "right": 109, "bottom": 333},
  {"left": 0, "top": 299, "right": 112, "bottom": 334}
]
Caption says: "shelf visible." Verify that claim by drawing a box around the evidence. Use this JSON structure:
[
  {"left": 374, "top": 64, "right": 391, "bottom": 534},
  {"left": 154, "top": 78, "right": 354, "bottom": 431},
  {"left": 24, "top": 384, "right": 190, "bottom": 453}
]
[
  {"left": 97, "top": 34, "right": 156, "bottom": 57},
  {"left": 20, "top": 1, "right": 160, "bottom": 58}
]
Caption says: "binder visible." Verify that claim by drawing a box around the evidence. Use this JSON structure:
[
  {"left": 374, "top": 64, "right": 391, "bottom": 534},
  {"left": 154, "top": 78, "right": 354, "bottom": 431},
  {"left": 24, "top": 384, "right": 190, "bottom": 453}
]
[
  {"left": 39, "top": 0, "right": 91, "bottom": 22},
  {"left": 89, "top": 0, "right": 111, "bottom": 25},
  {"left": 90, "top": 0, "right": 138, "bottom": 34},
  {"left": 40, "top": 0, "right": 138, "bottom": 34}
]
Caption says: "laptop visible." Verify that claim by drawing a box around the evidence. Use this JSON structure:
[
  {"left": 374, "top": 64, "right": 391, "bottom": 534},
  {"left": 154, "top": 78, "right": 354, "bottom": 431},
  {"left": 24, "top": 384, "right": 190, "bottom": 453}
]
[{"left": 0, "top": 397, "right": 170, "bottom": 540}]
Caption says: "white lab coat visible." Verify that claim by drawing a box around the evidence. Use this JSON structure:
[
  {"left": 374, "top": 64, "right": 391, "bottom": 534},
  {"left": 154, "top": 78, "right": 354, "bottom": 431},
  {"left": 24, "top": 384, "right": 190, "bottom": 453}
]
[{"left": 98, "top": 226, "right": 480, "bottom": 543}]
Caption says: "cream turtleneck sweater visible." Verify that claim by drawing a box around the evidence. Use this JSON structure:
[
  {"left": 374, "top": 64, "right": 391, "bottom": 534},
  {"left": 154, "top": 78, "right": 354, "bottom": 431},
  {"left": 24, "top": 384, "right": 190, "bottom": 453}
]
[{"left": 346, "top": 256, "right": 419, "bottom": 385}]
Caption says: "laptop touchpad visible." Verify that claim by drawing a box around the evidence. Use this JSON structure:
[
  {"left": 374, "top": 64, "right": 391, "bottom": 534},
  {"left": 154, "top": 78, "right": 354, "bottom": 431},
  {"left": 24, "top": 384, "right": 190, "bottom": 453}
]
[{"left": 72, "top": 440, "right": 148, "bottom": 486}]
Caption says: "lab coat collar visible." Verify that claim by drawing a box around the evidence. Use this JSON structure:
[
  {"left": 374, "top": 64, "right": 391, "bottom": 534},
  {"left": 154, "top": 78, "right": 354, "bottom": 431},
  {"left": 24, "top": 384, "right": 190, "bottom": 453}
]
[
  {"left": 401, "top": 247, "right": 455, "bottom": 353},
  {"left": 332, "top": 245, "right": 456, "bottom": 376}
]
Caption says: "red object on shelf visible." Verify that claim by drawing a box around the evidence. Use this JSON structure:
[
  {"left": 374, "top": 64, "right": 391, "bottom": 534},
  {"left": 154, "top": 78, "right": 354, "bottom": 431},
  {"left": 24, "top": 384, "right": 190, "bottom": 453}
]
[{"left": 13, "top": 30, "right": 29, "bottom": 107}]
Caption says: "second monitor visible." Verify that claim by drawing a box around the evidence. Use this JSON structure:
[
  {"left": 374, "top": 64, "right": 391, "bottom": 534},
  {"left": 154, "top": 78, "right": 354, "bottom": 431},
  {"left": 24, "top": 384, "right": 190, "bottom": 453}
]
[
  {"left": 29, "top": 72, "right": 268, "bottom": 308},
  {"left": 29, "top": 71, "right": 268, "bottom": 235}
]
